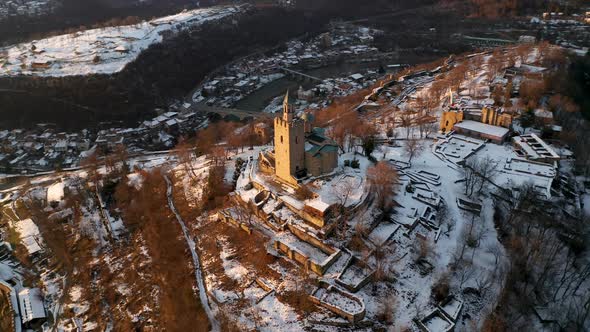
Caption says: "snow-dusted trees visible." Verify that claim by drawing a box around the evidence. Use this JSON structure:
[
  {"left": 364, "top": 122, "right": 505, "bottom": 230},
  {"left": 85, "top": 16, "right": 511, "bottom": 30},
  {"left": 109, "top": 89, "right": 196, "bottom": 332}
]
[
  {"left": 211, "top": 168, "right": 232, "bottom": 207},
  {"left": 463, "top": 156, "right": 499, "bottom": 197},
  {"left": 367, "top": 161, "right": 399, "bottom": 213},
  {"left": 175, "top": 137, "right": 198, "bottom": 179},
  {"left": 404, "top": 139, "right": 424, "bottom": 166},
  {"left": 354, "top": 121, "right": 378, "bottom": 157},
  {"left": 294, "top": 183, "right": 315, "bottom": 201},
  {"left": 325, "top": 111, "right": 360, "bottom": 153},
  {"left": 489, "top": 183, "right": 590, "bottom": 330},
  {"left": 80, "top": 150, "right": 101, "bottom": 183},
  {"left": 414, "top": 96, "right": 438, "bottom": 139},
  {"left": 376, "top": 295, "right": 397, "bottom": 325},
  {"left": 519, "top": 78, "right": 546, "bottom": 109},
  {"left": 400, "top": 112, "right": 413, "bottom": 139}
]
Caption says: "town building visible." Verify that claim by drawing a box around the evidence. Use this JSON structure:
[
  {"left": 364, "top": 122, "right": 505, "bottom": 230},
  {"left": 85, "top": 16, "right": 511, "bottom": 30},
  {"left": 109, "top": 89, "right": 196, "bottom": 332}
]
[
  {"left": 440, "top": 106, "right": 514, "bottom": 134},
  {"left": 440, "top": 93, "right": 515, "bottom": 144},
  {"left": 452, "top": 120, "right": 509, "bottom": 144}
]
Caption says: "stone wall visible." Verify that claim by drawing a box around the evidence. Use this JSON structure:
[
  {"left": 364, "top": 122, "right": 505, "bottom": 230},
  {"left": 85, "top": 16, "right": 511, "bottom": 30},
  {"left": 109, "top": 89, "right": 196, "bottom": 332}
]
[
  {"left": 309, "top": 281, "right": 366, "bottom": 323},
  {"left": 335, "top": 255, "right": 375, "bottom": 293}
]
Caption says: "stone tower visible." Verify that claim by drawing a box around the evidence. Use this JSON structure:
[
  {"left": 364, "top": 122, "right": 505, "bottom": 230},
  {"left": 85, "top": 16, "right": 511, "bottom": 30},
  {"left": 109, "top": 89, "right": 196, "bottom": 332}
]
[{"left": 274, "top": 91, "right": 305, "bottom": 185}]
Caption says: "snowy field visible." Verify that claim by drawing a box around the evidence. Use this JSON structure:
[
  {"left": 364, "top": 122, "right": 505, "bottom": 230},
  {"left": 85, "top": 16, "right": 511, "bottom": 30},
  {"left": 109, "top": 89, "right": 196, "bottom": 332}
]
[{"left": 0, "top": 4, "right": 246, "bottom": 77}]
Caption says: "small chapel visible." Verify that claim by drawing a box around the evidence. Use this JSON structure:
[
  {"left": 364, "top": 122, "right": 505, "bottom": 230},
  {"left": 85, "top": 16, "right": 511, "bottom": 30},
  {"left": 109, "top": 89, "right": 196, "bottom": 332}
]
[{"left": 259, "top": 91, "right": 339, "bottom": 186}]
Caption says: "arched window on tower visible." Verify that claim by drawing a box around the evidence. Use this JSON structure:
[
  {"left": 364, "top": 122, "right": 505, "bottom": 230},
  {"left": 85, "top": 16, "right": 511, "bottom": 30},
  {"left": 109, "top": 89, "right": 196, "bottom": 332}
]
[
  {"left": 295, "top": 136, "right": 299, "bottom": 144},
  {"left": 280, "top": 136, "right": 283, "bottom": 144}
]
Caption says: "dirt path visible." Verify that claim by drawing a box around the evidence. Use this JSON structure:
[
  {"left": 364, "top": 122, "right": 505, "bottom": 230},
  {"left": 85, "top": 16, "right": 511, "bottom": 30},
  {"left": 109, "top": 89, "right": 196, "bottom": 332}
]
[{"left": 164, "top": 175, "right": 219, "bottom": 332}]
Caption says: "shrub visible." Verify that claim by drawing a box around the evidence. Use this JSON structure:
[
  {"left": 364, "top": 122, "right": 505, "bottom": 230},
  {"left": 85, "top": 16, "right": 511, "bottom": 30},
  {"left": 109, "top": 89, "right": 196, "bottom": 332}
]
[
  {"left": 295, "top": 184, "right": 315, "bottom": 201},
  {"left": 349, "top": 233, "right": 365, "bottom": 251},
  {"left": 344, "top": 159, "right": 351, "bottom": 167},
  {"left": 376, "top": 296, "right": 397, "bottom": 324},
  {"left": 431, "top": 274, "right": 450, "bottom": 302},
  {"left": 351, "top": 159, "right": 360, "bottom": 169}
]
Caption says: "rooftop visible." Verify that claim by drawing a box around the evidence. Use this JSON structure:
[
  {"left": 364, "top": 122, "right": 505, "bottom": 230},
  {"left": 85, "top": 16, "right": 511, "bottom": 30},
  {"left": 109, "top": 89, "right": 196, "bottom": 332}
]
[
  {"left": 513, "top": 133, "right": 560, "bottom": 161},
  {"left": 454, "top": 120, "right": 509, "bottom": 138},
  {"left": 18, "top": 288, "right": 46, "bottom": 324}
]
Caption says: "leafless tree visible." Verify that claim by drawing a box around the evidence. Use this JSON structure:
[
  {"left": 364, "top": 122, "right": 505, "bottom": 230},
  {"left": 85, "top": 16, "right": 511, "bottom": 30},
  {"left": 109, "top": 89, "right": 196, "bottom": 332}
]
[
  {"left": 367, "top": 162, "right": 399, "bottom": 213},
  {"left": 234, "top": 201, "right": 255, "bottom": 226},
  {"left": 404, "top": 139, "right": 424, "bottom": 166},
  {"left": 211, "top": 146, "right": 227, "bottom": 167},
  {"left": 486, "top": 242, "right": 504, "bottom": 276},
  {"left": 400, "top": 112, "right": 413, "bottom": 139},
  {"left": 175, "top": 137, "right": 197, "bottom": 178},
  {"left": 376, "top": 295, "right": 397, "bottom": 325},
  {"left": 457, "top": 264, "right": 475, "bottom": 289},
  {"left": 463, "top": 156, "right": 497, "bottom": 197}
]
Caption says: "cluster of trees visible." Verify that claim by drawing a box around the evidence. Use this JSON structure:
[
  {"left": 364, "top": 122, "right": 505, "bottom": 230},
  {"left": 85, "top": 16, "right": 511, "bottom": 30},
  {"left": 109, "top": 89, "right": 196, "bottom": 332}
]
[
  {"left": 175, "top": 120, "right": 270, "bottom": 211},
  {"left": 539, "top": 51, "right": 589, "bottom": 174},
  {"left": 367, "top": 161, "right": 399, "bottom": 214},
  {"left": 484, "top": 184, "right": 590, "bottom": 330},
  {"left": 114, "top": 168, "right": 210, "bottom": 330}
]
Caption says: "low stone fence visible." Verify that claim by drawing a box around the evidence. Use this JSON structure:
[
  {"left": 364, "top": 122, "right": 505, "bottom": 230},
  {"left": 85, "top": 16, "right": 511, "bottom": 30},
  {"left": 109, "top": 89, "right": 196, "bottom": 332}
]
[
  {"left": 218, "top": 209, "right": 253, "bottom": 234},
  {"left": 437, "top": 295, "right": 463, "bottom": 322},
  {"left": 273, "top": 239, "right": 341, "bottom": 276},
  {"left": 335, "top": 255, "right": 375, "bottom": 293},
  {"left": 254, "top": 277, "right": 275, "bottom": 304},
  {"left": 309, "top": 281, "right": 366, "bottom": 323},
  {"left": 287, "top": 223, "right": 334, "bottom": 256},
  {"left": 415, "top": 308, "right": 455, "bottom": 332}
]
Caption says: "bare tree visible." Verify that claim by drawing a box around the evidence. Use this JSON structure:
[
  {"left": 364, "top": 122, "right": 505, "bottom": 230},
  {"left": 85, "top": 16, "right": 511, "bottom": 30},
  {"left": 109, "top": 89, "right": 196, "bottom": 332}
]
[
  {"left": 399, "top": 112, "right": 413, "bottom": 139},
  {"left": 404, "top": 139, "right": 424, "bottom": 166},
  {"left": 211, "top": 146, "right": 228, "bottom": 167},
  {"left": 175, "top": 137, "right": 197, "bottom": 178},
  {"left": 463, "top": 158, "right": 482, "bottom": 197},
  {"left": 413, "top": 237, "right": 434, "bottom": 261},
  {"left": 367, "top": 162, "right": 399, "bottom": 213},
  {"left": 376, "top": 295, "right": 397, "bottom": 325},
  {"left": 457, "top": 264, "right": 475, "bottom": 289},
  {"left": 486, "top": 242, "right": 504, "bottom": 276},
  {"left": 354, "top": 121, "right": 378, "bottom": 157}
]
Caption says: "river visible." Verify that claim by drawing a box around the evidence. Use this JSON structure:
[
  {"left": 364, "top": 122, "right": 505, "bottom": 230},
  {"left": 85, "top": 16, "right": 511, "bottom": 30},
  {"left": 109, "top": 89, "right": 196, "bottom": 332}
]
[
  {"left": 235, "top": 61, "right": 386, "bottom": 112},
  {"left": 234, "top": 51, "right": 441, "bottom": 112}
]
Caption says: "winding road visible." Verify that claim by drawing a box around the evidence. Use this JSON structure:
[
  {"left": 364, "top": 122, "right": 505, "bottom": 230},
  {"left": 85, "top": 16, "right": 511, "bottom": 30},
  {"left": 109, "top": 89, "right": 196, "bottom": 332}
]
[{"left": 164, "top": 175, "right": 219, "bottom": 332}]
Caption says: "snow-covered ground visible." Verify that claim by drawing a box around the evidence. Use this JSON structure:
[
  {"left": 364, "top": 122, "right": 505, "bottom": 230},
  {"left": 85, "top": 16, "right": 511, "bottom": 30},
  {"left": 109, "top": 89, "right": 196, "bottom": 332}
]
[{"left": 0, "top": 4, "right": 247, "bottom": 77}]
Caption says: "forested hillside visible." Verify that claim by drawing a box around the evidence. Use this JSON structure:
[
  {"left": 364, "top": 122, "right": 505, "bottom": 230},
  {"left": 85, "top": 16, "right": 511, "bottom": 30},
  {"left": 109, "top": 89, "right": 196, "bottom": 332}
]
[{"left": 0, "top": 7, "right": 325, "bottom": 129}]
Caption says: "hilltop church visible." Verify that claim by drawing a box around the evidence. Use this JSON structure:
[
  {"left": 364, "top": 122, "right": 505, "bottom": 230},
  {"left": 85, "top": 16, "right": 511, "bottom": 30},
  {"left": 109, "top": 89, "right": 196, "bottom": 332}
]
[{"left": 259, "top": 92, "right": 339, "bottom": 186}]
